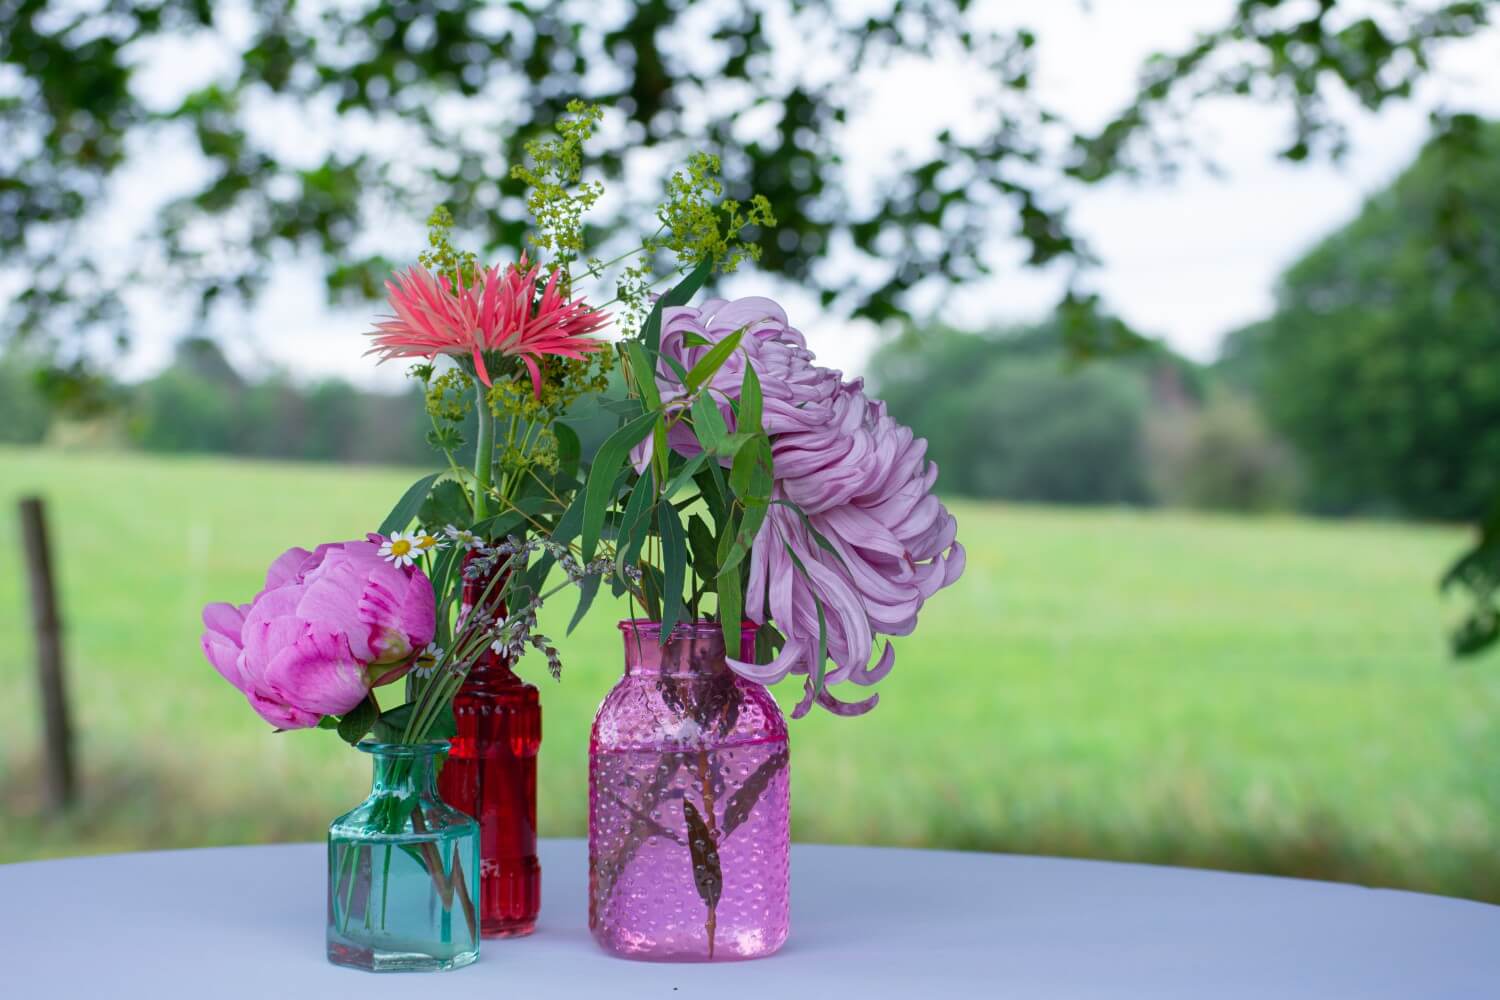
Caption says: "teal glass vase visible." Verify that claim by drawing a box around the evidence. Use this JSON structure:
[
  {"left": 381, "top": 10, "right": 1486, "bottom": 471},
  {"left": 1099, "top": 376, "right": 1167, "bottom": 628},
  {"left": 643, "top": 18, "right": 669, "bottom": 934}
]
[{"left": 327, "top": 741, "right": 481, "bottom": 972}]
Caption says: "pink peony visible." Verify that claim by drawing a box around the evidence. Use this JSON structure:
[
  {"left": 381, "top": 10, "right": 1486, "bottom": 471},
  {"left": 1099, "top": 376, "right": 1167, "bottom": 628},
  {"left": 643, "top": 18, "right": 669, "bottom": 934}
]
[
  {"left": 365, "top": 257, "right": 608, "bottom": 395},
  {"left": 647, "top": 297, "right": 965, "bottom": 716},
  {"left": 200, "top": 538, "right": 436, "bottom": 730}
]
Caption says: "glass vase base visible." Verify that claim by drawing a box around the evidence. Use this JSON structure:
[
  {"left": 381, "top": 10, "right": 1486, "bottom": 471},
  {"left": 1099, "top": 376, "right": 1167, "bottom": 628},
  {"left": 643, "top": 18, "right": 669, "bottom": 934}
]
[
  {"left": 591, "top": 933, "right": 787, "bottom": 963},
  {"left": 327, "top": 939, "right": 479, "bottom": 973},
  {"left": 483, "top": 916, "right": 537, "bottom": 938}
]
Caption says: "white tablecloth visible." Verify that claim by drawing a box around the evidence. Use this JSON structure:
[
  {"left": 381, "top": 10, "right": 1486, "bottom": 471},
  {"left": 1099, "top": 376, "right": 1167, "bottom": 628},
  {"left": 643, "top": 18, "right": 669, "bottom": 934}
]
[{"left": 1, "top": 839, "right": 1495, "bottom": 997}]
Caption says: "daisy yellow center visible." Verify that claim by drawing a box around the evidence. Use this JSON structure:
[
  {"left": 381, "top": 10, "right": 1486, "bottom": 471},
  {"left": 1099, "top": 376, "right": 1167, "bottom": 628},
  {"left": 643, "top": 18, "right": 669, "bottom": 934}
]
[
  {"left": 389, "top": 539, "right": 413, "bottom": 558},
  {"left": 417, "top": 535, "right": 438, "bottom": 549}
]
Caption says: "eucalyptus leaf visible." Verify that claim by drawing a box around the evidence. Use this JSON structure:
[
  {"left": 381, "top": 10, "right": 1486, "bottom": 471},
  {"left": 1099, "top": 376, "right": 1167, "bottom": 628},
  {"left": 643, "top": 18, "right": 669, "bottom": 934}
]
[
  {"left": 551, "top": 485, "right": 587, "bottom": 546},
  {"left": 694, "top": 465, "right": 729, "bottom": 526},
  {"left": 625, "top": 341, "right": 661, "bottom": 411},
  {"left": 660, "top": 450, "right": 709, "bottom": 501},
  {"left": 687, "top": 513, "right": 719, "bottom": 588},
  {"left": 336, "top": 696, "right": 378, "bottom": 745},
  {"left": 738, "top": 360, "right": 763, "bottom": 435},
  {"left": 425, "top": 704, "right": 457, "bottom": 742},
  {"left": 615, "top": 471, "right": 658, "bottom": 572},
  {"left": 682, "top": 798, "right": 723, "bottom": 912},
  {"left": 642, "top": 257, "right": 712, "bottom": 355},
  {"left": 371, "top": 702, "right": 415, "bottom": 744},
  {"left": 691, "top": 392, "right": 728, "bottom": 454},
  {"left": 554, "top": 421, "right": 581, "bottom": 480},
  {"left": 378, "top": 472, "right": 441, "bottom": 537},
  {"left": 729, "top": 434, "right": 773, "bottom": 503},
  {"left": 716, "top": 515, "right": 744, "bottom": 653},
  {"left": 721, "top": 746, "right": 789, "bottom": 839},
  {"left": 567, "top": 573, "right": 602, "bottom": 636},
  {"left": 658, "top": 502, "right": 688, "bottom": 642},
  {"left": 580, "top": 410, "right": 658, "bottom": 562},
  {"left": 684, "top": 329, "right": 743, "bottom": 393},
  {"left": 419, "top": 478, "right": 472, "bottom": 530},
  {"left": 770, "top": 498, "right": 847, "bottom": 566}
]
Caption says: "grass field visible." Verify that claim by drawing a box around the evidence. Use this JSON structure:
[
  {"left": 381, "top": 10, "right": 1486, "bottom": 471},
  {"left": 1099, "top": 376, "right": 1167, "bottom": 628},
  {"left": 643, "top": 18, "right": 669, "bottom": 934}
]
[{"left": 3, "top": 446, "right": 1498, "bottom": 901}]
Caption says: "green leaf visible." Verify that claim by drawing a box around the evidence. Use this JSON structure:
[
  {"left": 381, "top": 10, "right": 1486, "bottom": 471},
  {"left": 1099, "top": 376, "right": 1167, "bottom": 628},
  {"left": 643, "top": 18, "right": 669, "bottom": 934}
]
[
  {"left": 716, "top": 517, "right": 744, "bottom": 652},
  {"left": 317, "top": 715, "right": 340, "bottom": 731},
  {"left": 426, "top": 704, "right": 457, "bottom": 742},
  {"left": 625, "top": 341, "right": 661, "bottom": 411},
  {"left": 813, "top": 597, "right": 829, "bottom": 697},
  {"left": 684, "top": 328, "right": 743, "bottom": 394},
  {"left": 729, "top": 434, "right": 773, "bottom": 503},
  {"left": 687, "top": 514, "right": 719, "bottom": 588},
  {"left": 721, "top": 496, "right": 768, "bottom": 574},
  {"left": 554, "top": 421, "right": 581, "bottom": 480},
  {"left": 642, "top": 257, "right": 713, "bottom": 355},
  {"left": 660, "top": 451, "right": 709, "bottom": 501},
  {"left": 691, "top": 392, "right": 728, "bottom": 454},
  {"left": 695, "top": 464, "right": 730, "bottom": 526},
  {"left": 658, "top": 502, "right": 688, "bottom": 641},
  {"left": 738, "top": 360, "right": 763, "bottom": 435},
  {"left": 473, "top": 495, "right": 557, "bottom": 542},
  {"left": 770, "top": 498, "right": 847, "bottom": 566},
  {"left": 567, "top": 573, "right": 602, "bottom": 635},
  {"left": 551, "top": 485, "right": 587, "bottom": 546},
  {"left": 580, "top": 410, "right": 659, "bottom": 562},
  {"left": 371, "top": 702, "right": 415, "bottom": 744},
  {"left": 378, "top": 472, "right": 441, "bottom": 536},
  {"left": 419, "top": 478, "right": 472, "bottom": 530},
  {"left": 615, "top": 471, "right": 658, "bottom": 572},
  {"left": 524, "top": 551, "right": 556, "bottom": 600},
  {"left": 683, "top": 798, "right": 723, "bottom": 912},
  {"left": 336, "top": 696, "right": 378, "bottom": 745},
  {"left": 778, "top": 539, "right": 830, "bottom": 696}
]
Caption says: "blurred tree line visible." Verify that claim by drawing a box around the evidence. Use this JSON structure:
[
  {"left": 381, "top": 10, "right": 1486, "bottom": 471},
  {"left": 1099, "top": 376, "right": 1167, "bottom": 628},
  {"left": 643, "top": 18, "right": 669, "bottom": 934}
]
[
  {"left": 874, "top": 119, "right": 1500, "bottom": 524},
  {"left": 0, "top": 336, "right": 630, "bottom": 467},
  {"left": 2, "top": 0, "right": 1489, "bottom": 361},
  {"left": 0, "top": 337, "right": 434, "bottom": 463},
  {"left": 870, "top": 320, "right": 1295, "bottom": 513}
]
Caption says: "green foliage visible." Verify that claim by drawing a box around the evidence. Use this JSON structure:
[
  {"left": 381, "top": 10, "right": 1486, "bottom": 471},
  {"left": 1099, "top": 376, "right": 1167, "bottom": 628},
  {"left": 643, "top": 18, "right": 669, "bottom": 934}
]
[
  {"left": 871, "top": 324, "right": 1172, "bottom": 505},
  {"left": 1241, "top": 117, "right": 1500, "bottom": 521},
  {"left": 7, "top": 1, "right": 1488, "bottom": 360},
  {"left": 1442, "top": 498, "right": 1500, "bottom": 657},
  {"left": 510, "top": 100, "right": 605, "bottom": 288},
  {"left": 0, "top": 358, "right": 53, "bottom": 445},
  {"left": 379, "top": 473, "right": 442, "bottom": 537},
  {"left": 418, "top": 207, "right": 480, "bottom": 288},
  {"left": 1146, "top": 392, "right": 1297, "bottom": 513}
]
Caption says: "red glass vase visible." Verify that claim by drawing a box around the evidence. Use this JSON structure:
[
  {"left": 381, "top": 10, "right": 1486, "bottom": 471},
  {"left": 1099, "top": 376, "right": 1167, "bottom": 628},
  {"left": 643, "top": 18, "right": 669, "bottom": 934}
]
[{"left": 437, "top": 558, "right": 541, "bottom": 938}]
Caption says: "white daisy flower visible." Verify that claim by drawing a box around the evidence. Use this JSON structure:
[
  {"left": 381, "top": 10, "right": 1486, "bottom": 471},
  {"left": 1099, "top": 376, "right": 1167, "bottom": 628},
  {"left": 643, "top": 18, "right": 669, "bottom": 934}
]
[
  {"left": 444, "top": 524, "right": 484, "bottom": 551},
  {"left": 411, "top": 642, "right": 444, "bottom": 679},
  {"left": 378, "top": 531, "right": 419, "bottom": 568},
  {"left": 412, "top": 527, "right": 446, "bottom": 553}
]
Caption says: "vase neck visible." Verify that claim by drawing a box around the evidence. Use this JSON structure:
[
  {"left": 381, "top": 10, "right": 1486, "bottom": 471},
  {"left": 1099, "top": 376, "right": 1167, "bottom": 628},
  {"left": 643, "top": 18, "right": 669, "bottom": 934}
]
[
  {"left": 463, "top": 656, "right": 524, "bottom": 689},
  {"left": 362, "top": 742, "right": 446, "bottom": 797},
  {"left": 619, "top": 619, "right": 755, "bottom": 678}
]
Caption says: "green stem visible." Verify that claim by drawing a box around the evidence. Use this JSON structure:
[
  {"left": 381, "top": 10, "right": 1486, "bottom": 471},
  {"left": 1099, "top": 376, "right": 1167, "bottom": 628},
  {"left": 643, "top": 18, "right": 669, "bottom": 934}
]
[{"left": 473, "top": 382, "right": 494, "bottom": 520}]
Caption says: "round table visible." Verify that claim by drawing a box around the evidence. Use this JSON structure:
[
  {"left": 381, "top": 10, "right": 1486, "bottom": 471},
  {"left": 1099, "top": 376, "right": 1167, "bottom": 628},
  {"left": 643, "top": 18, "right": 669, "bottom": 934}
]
[{"left": 2, "top": 840, "right": 1495, "bottom": 997}]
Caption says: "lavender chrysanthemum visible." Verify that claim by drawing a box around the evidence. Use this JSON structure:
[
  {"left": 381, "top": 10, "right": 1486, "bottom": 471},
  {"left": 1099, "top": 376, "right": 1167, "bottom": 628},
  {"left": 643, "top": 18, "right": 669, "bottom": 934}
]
[{"left": 650, "top": 297, "right": 965, "bottom": 716}]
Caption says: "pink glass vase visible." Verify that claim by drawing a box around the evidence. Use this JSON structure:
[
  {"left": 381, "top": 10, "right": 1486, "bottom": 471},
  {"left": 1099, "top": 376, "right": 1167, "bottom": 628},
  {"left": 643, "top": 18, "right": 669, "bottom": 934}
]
[
  {"left": 589, "top": 619, "right": 790, "bottom": 962},
  {"left": 436, "top": 556, "right": 541, "bottom": 938}
]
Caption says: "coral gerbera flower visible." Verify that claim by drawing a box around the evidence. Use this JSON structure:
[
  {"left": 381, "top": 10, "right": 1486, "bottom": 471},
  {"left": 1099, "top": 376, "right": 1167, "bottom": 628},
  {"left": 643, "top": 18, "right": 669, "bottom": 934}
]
[{"left": 366, "top": 257, "right": 608, "bottom": 395}]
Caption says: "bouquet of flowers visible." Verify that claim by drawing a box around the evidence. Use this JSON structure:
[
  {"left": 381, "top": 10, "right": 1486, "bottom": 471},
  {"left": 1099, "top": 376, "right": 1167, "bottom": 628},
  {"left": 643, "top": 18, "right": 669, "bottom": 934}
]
[{"left": 198, "top": 100, "right": 962, "bottom": 970}]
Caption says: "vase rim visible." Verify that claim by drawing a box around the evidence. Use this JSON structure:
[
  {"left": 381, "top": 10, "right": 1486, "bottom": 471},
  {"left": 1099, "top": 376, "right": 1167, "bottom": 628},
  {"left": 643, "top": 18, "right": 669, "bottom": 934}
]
[
  {"left": 618, "top": 617, "right": 758, "bottom": 635},
  {"left": 355, "top": 739, "right": 451, "bottom": 758}
]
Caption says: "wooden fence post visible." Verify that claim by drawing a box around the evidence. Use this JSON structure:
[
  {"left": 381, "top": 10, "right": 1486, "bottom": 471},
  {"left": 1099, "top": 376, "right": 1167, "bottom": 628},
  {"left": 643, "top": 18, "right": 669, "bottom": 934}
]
[{"left": 19, "top": 496, "right": 76, "bottom": 811}]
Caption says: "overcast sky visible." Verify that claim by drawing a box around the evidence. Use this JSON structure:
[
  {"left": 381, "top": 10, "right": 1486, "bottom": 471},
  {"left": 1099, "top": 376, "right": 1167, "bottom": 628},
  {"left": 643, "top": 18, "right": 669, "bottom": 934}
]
[{"left": 95, "top": 1, "right": 1500, "bottom": 389}]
